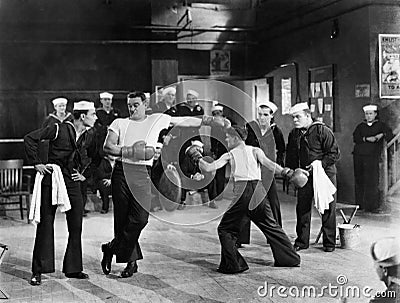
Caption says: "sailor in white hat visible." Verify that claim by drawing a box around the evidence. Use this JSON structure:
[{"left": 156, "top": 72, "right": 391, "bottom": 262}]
[
  {"left": 176, "top": 89, "right": 204, "bottom": 117},
  {"left": 152, "top": 86, "right": 177, "bottom": 115},
  {"left": 24, "top": 100, "right": 98, "bottom": 286},
  {"left": 370, "top": 237, "right": 400, "bottom": 302},
  {"left": 43, "top": 97, "right": 73, "bottom": 128},
  {"left": 286, "top": 101, "right": 340, "bottom": 252},
  {"left": 242, "top": 99, "right": 285, "bottom": 243},
  {"left": 352, "top": 104, "right": 392, "bottom": 212},
  {"left": 97, "top": 91, "right": 120, "bottom": 129}
]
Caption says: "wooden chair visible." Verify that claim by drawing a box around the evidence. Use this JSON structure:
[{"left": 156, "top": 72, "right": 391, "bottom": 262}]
[{"left": 0, "top": 159, "right": 31, "bottom": 222}]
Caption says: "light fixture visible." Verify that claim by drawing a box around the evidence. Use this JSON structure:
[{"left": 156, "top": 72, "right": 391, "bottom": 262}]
[{"left": 330, "top": 19, "right": 339, "bottom": 39}]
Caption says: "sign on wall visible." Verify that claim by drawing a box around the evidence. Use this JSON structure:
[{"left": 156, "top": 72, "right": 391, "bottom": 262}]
[
  {"left": 379, "top": 34, "right": 400, "bottom": 99},
  {"left": 210, "top": 50, "right": 230, "bottom": 76},
  {"left": 308, "top": 65, "right": 334, "bottom": 129},
  {"left": 355, "top": 84, "right": 370, "bottom": 98}
]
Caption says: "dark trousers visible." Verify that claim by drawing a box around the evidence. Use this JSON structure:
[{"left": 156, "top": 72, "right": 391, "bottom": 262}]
[
  {"left": 263, "top": 178, "right": 282, "bottom": 227},
  {"left": 81, "top": 179, "right": 88, "bottom": 211},
  {"left": 98, "top": 180, "right": 111, "bottom": 211},
  {"left": 32, "top": 173, "right": 83, "bottom": 274},
  {"left": 237, "top": 176, "right": 282, "bottom": 245},
  {"left": 217, "top": 181, "right": 300, "bottom": 273},
  {"left": 353, "top": 154, "right": 380, "bottom": 211},
  {"left": 295, "top": 174, "right": 337, "bottom": 249},
  {"left": 109, "top": 162, "right": 150, "bottom": 263}
]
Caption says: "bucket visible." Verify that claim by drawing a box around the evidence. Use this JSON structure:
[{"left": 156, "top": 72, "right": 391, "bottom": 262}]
[{"left": 338, "top": 224, "right": 361, "bottom": 249}]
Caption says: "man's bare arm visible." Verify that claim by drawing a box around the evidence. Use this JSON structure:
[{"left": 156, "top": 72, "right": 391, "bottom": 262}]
[
  {"left": 253, "top": 147, "right": 284, "bottom": 175},
  {"left": 199, "top": 153, "right": 231, "bottom": 173},
  {"left": 103, "top": 130, "right": 122, "bottom": 156}
]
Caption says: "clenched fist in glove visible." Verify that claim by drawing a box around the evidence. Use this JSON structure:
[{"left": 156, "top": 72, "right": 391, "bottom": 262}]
[
  {"left": 201, "top": 115, "right": 230, "bottom": 128},
  {"left": 281, "top": 167, "right": 309, "bottom": 188},
  {"left": 122, "top": 140, "right": 155, "bottom": 161},
  {"left": 185, "top": 145, "right": 203, "bottom": 164}
]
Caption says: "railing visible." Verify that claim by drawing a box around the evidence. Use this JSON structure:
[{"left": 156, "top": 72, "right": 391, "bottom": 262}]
[{"left": 386, "top": 132, "right": 400, "bottom": 193}]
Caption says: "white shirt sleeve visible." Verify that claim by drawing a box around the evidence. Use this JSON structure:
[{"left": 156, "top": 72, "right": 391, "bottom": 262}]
[
  {"left": 108, "top": 118, "right": 121, "bottom": 135},
  {"left": 158, "top": 114, "right": 172, "bottom": 130}
]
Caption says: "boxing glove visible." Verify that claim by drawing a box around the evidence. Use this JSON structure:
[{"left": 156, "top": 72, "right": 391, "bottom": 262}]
[
  {"left": 122, "top": 140, "right": 155, "bottom": 161},
  {"left": 289, "top": 168, "right": 309, "bottom": 188},
  {"left": 201, "top": 115, "right": 230, "bottom": 128},
  {"left": 185, "top": 145, "right": 203, "bottom": 164}
]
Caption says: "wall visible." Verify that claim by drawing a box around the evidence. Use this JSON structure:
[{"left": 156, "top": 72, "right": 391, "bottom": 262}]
[
  {"left": 369, "top": 5, "right": 400, "bottom": 135},
  {"left": 254, "top": 6, "right": 373, "bottom": 203}
]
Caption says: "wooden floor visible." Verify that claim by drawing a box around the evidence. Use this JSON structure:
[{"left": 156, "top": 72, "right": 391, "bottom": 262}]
[{"left": 1, "top": 185, "right": 399, "bottom": 303}]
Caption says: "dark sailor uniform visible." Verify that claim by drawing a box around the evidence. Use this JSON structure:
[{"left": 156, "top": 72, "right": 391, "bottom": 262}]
[
  {"left": 286, "top": 121, "right": 340, "bottom": 250},
  {"left": 24, "top": 121, "right": 84, "bottom": 275}
]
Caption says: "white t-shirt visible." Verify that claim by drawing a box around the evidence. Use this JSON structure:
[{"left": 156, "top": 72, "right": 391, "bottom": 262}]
[
  {"left": 109, "top": 114, "right": 171, "bottom": 166},
  {"left": 229, "top": 145, "right": 261, "bottom": 181}
]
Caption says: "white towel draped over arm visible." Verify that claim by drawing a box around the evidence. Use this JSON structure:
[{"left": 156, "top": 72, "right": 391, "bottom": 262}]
[
  {"left": 29, "top": 164, "right": 71, "bottom": 225},
  {"left": 49, "top": 164, "right": 71, "bottom": 213},
  {"left": 29, "top": 173, "right": 44, "bottom": 225},
  {"left": 311, "top": 160, "right": 336, "bottom": 214}
]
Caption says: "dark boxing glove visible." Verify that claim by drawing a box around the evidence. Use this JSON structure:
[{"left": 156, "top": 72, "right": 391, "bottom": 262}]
[
  {"left": 281, "top": 167, "right": 294, "bottom": 179},
  {"left": 185, "top": 145, "right": 203, "bottom": 164},
  {"left": 122, "top": 140, "right": 155, "bottom": 161}
]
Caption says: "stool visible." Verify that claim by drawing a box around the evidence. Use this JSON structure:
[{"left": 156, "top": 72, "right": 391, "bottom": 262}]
[
  {"left": 0, "top": 243, "right": 9, "bottom": 299},
  {"left": 315, "top": 203, "right": 359, "bottom": 244}
]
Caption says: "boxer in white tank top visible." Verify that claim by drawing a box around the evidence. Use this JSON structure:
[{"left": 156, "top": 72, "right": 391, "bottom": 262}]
[{"left": 196, "top": 126, "right": 302, "bottom": 273}]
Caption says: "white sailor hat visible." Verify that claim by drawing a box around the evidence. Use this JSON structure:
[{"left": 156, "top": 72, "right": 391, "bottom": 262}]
[
  {"left": 187, "top": 89, "right": 199, "bottom": 98},
  {"left": 185, "top": 140, "right": 204, "bottom": 154},
  {"left": 191, "top": 140, "right": 204, "bottom": 148},
  {"left": 162, "top": 86, "right": 176, "bottom": 96},
  {"left": 73, "top": 100, "right": 96, "bottom": 111},
  {"left": 363, "top": 104, "right": 378, "bottom": 112},
  {"left": 100, "top": 92, "right": 113, "bottom": 99},
  {"left": 371, "top": 237, "right": 400, "bottom": 267},
  {"left": 155, "top": 142, "right": 163, "bottom": 149},
  {"left": 258, "top": 101, "right": 278, "bottom": 114},
  {"left": 289, "top": 102, "right": 309, "bottom": 115},
  {"left": 144, "top": 92, "right": 150, "bottom": 99},
  {"left": 52, "top": 97, "right": 68, "bottom": 106},
  {"left": 212, "top": 104, "right": 224, "bottom": 113}
]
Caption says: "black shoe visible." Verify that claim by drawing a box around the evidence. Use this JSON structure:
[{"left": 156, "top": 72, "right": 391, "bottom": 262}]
[
  {"left": 100, "top": 210, "right": 108, "bottom": 214},
  {"left": 177, "top": 203, "right": 186, "bottom": 210},
  {"left": 120, "top": 262, "right": 138, "bottom": 278},
  {"left": 294, "top": 245, "right": 306, "bottom": 252},
  {"left": 101, "top": 243, "right": 113, "bottom": 275},
  {"left": 30, "top": 273, "right": 41, "bottom": 286},
  {"left": 324, "top": 247, "right": 335, "bottom": 252},
  {"left": 65, "top": 272, "right": 89, "bottom": 279},
  {"left": 216, "top": 267, "right": 249, "bottom": 274},
  {"left": 84, "top": 209, "right": 90, "bottom": 214}
]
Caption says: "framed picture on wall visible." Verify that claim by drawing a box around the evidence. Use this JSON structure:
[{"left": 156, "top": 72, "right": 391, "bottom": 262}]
[
  {"left": 210, "top": 50, "right": 230, "bottom": 76},
  {"left": 308, "top": 65, "right": 335, "bottom": 130},
  {"left": 379, "top": 34, "right": 400, "bottom": 98}
]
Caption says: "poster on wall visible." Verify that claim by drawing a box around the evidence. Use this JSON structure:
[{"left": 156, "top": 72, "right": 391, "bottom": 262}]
[
  {"left": 210, "top": 50, "right": 230, "bottom": 76},
  {"left": 379, "top": 34, "right": 400, "bottom": 98},
  {"left": 281, "top": 78, "right": 292, "bottom": 114},
  {"left": 308, "top": 65, "right": 335, "bottom": 129}
]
